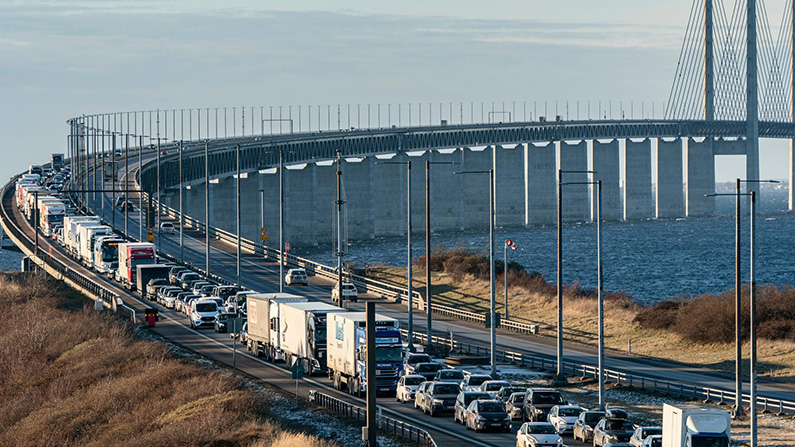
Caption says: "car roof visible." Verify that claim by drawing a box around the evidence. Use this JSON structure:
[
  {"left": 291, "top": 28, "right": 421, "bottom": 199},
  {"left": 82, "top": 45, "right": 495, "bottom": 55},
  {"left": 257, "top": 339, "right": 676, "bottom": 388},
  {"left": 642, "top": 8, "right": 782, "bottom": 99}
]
[{"left": 402, "top": 374, "right": 425, "bottom": 379}]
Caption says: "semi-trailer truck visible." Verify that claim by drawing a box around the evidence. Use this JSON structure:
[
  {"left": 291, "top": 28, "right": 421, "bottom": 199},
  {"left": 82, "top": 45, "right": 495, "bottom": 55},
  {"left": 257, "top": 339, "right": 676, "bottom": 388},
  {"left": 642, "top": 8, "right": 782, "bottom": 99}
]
[
  {"left": 37, "top": 198, "right": 65, "bottom": 237},
  {"left": 246, "top": 293, "right": 307, "bottom": 360},
  {"left": 662, "top": 404, "right": 730, "bottom": 447},
  {"left": 63, "top": 216, "right": 101, "bottom": 256},
  {"left": 278, "top": 301, "right": 347, "bottom": 374},
  {"left": 327, "top": 312, "right": 403, "bottom": 396},
  {"left": 117, "top": 242, "right": 156, "bottom": 290},
  {"left": 93, "top": 235, "right": 123, "bottom": 275},
  {"left": 51, "top": 153, "right": 64, "bottom": 171},
  {"left": 78, "top": 225, "right": 114, "bottom": 267}
]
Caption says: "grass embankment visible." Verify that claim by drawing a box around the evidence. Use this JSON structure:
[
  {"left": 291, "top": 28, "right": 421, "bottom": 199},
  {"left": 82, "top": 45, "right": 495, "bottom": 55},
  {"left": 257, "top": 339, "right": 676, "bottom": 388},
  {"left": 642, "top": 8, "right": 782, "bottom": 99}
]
[
  {"left": 0, "top": 273, "right": 341, "bottom": 447},
  {"left": 361, "top": 248, "right": 795, "bottom": 381}
]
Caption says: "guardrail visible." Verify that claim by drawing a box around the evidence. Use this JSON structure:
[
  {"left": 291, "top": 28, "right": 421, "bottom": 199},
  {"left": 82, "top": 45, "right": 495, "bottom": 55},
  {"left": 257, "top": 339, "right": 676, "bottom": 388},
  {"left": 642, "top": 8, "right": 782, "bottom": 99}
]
[
  {"left": 403, "top": 328, "right": 795, "bottom": 416},
  {"left": 309, "top": 390, "right": 437, "bottom": 447}
]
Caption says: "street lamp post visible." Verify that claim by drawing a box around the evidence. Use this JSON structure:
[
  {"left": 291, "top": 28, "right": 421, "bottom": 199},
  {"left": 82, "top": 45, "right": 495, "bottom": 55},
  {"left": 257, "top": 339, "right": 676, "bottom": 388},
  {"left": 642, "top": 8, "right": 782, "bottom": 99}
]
[
  {"left": 503, "top": 239, "right": 516, "bottom": 320},
  {"left": 455, "top": 168, "right": 496, "bottom": 377},
  {"left": 279, "top": 149, "right": 284, "bottom": 293},
  {"left": 236, "top": 144, "right": 242, "bottom": 288},
  {"left": 205, "top": 141, "right": 210, "bottom": 275},
  {"left": 178, "top": 141, "right": 184, "bottom": 262}
]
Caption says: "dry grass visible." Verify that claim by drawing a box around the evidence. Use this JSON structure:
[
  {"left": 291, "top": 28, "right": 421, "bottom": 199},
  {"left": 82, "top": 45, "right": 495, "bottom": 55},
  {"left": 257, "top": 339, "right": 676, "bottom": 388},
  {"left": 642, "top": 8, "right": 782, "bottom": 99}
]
[
  {"left": 367, "top": 249, "right": 795, "bottom": 381},
  {"left": 0, "top": 273, "right": 343, "bottom": 447}
]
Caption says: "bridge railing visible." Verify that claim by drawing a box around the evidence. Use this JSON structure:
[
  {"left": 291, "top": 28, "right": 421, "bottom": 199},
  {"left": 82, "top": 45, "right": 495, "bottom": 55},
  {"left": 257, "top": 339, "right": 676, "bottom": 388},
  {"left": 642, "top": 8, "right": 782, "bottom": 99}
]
[{"left": 309, "top": 390, "right": 437, "bottom": 447}]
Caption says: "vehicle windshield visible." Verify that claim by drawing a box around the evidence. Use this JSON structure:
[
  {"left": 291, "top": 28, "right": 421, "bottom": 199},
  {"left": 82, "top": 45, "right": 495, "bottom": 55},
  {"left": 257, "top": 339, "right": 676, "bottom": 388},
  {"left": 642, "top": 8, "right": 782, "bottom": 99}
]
[
  {"left": 584, "top": 412, "right": 604, "bottom": 423},
  {"left": 404, "top": 376, "right": 424, "bottom": 386},
  {"left": 479, "top": 402, "right": 505, "bottom": 413},
  {"left": 432, "top": 384, "right": 460, "bottom": 395},
  {"left": 183, "top": 273, "right": 200, "bottom": 281},
  {"left": 464, "top": 393, "right": 490, "bottom": 404},
  {"left": 439, "top": 370, "right": 464, "bottom": 380},
  {"left": 606, "top": 420, "right": 635, "bottom": 430},
  {"left": 407, "top": 354, "right": 431, "bottom": 365},
  {"left": 485, "top": 382, "right": 508, "bottom": 391},
  {"left": 559, "top": 407, "right": 582, "bottom": 417},
  {"left": 218, "top": 287, "right": 237, "bottom": 299},
  {"left": 416, "top": 363, "right": 443, "bottom": 372},
  {"left": 468, "top": 376, "right": 489, "bottom": 386},
  {"left": 218, "top": 313, "right": 235, "bottom": 320},
  {"left": 195, "top": 303, "right": 217, "bottom": 312},
  {"left": 101, "top": 244, "right": 118, "bottom": 262},
  {"left": 532, "top": 392, "right": 564, "bottom": 404},
  {"left": 375, "top": 346, "right": 403, "bottom": 362},
  {"left": 130, "top": 257, "right": 155, "bottom": 270},
  {"left": 643, "top": 428, "right": 662, "bottom": 437},
  {"left": 527, "top": 424, "right": 556, "bottom": 435},
  {"left": 511, "top": 394, "right": 525, "bottom": 403},
  {"left": 648, "top": 438, "right": 662, "bottom": 447},
  {"left": 690, "top": 437, "right": 728, "bottom": 447}
]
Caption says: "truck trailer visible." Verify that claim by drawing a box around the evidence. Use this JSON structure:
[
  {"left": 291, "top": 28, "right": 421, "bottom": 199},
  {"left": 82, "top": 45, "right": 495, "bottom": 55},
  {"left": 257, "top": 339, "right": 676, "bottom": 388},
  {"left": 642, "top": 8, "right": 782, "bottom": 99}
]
[
  {"left": 246, "top": 293, "right": 306, "bottom": 360},
  {"left": 136, "top": 263, "right": 174, "bottom": 299},
  {"left": 63, "top": 216, "right": 101, "bottom": 256},
  {"left": 117, "top": 242, "right": 156, "bottom": 290},
  {"left": 662, "top": 404, "right": 730, "bottom": 447},
  {"left": 37, "top": 198, "right": 65, "bottom": 237},
  {"left": 78, "top": 225, "right": 114, "bottom": 267},
  {"left": 327, "top": 312, "right": 403, "bottom": 396},
  {"left": 278, "top": 301, "right": 347, "bottom": 375}
]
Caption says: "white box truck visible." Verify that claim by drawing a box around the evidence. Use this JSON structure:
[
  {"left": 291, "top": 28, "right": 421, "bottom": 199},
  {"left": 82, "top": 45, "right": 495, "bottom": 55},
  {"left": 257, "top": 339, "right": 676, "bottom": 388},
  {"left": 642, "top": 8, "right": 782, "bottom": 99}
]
[
  {"left": 326, "top": 312, "right": 404, "bottom": 396},
  {"left": 93, "top": 235, "right": 123, "bottom": 275},
  {"left": 246, "top": 293, "right": 306, "bottom": 360},
  {"left": 662, "top": 404, "right": 730, "bottom": 447},
  {"left": 63, "top": 216, "right": 101, "bottom": 257},
  {"left": 278, "top": 301, "right": 346, "bottom": 375},
  {"left": 79, "top": 225, "right": 114, "bottom": 267},
  {"left": 37, "top": 198, "right": 65, "bottom": 237}
]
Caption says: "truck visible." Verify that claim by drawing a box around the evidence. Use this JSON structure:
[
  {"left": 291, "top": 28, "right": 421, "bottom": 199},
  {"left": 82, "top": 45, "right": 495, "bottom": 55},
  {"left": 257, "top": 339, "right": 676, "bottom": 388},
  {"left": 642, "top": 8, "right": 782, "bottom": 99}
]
[
  {"left": 662, "top": 404, "right": 730, "bottom": 447},
  {"left": 93, "top": 235, "right": 123, "bottom": 275},
  {"left": 37, "top": 198, "right": 66, "bottom": 237},
  {"left": 136, "top": 263, "right": 173, "bottom": 299},
  {"left": 22, "top": 186, "right": 48, "bottom": 220},
  {"left": 246, "top": 293, "right": 307, "bottom": 360},
  {"left": 28, "top": 165, "right": 43, "bottom": 177},
  {"left": 78, "top": 225, "right": 114, "bottom": 266},
  {"left": 327, "top": 312, "right": 404, "bottom": 396},
  {"left": 278, "top": 301, "right": 347, "bottom": 375},
  {"left": 117, "top": 242, "right": 156, "bottom": 290},
  {"left": 16, "top": 183, "right": 42, "bottom": 209},
  {"left": 51, "top": 153, "right": 64, "bottom": 171},
  {"left": 63, "top": 216, "right": 101, "bottom": 256}
]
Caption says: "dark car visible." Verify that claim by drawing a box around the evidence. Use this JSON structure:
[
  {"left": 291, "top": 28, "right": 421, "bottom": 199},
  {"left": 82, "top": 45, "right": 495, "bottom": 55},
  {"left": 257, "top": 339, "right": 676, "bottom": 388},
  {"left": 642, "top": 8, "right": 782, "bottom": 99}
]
[
  {"left": 404, "top": 352, "right": 432, "bottom": 375},
  {"left": 214, "top": 312, "right": 237, "bottom": 333},
  {"left": 573, "top": 410, "right": 606, "bottom": 443},
  {"left": 523, "top": 388, "right": 565, "bottom": 422},
  {"left": 179, "top": 272, "right": 202, "bottom": 291},
  {"left": 454, "top": 391, "right": 491, "bottom": 424},
  {"left": 414, "top": 362, "right": 444, "bottom": 381},
  {"left": 146, "top": 278, "right": 169, "bottom": 300},
  {"left": 504, "top": 392, "right": 526, "bottom": 420},
  {"left": 434, "top": 369, "right": 465, "bottom": 384},
  {"left": 169, "top": 266, "right": 188, "bottom": 285},
  {"left": 593, "top": 410, "right": 636, "bottom": 447},
  {"left": 495, "top": 386, "right": 526, "bottom": 402},
  {"left": 463, "top": 399, "right": 512, "bottom": 433},
  {"left": 421, "top": 382, "right": 461, "bottom": 416}
]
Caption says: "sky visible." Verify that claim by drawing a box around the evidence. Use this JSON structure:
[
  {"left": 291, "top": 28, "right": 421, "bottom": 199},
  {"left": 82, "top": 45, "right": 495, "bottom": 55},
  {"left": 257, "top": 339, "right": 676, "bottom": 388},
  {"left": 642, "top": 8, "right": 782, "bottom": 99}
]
[{"left": 0, "top": 0, "right": 792, "bottom": 183}]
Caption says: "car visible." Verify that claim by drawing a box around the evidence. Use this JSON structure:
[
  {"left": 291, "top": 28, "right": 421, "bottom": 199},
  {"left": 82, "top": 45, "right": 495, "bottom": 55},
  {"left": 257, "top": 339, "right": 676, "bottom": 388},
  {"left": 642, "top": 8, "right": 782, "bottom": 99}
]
[
  {"left": 160, "top": 288, "right": 183, "bottom": 309},
  {"left": 226, "top": 290, "right": 252, "bottom": 313},
  {"left": 213, "top": 285, "right": 240, "bottom": 301},
  {"left": 593, "top": 409, "right": 635, "bottom": 447},
  {"left": 434, "top": 369, "right": 465, "bottom": 384},
  {"left": 159, "top": 222, "right": 175, "bottom": 234},
  {"left": 639, "top": 435, "right": 662, "bottom": 447},
  {"left": 404, "top": 352, "right": 432, "bottom": 375},
  {"left": 214, "top": 312, "right": 237, "bottom": 333},
  {"left": 547, "top": 405, "right": 585, "bottom": 435},
  {"left": 182, "top": 295, "right": 202, "bottom": 315},
  {"left": 160, "top": 149, "right": 168, "bottom": 156},
  {"left": 460, "top": 373, "right": 492, "bottom": 392},
  {"left": 199, "top": 284, "right": 215, "bottom": 297},
  {"left": 157, "top": 286, "right": 181, "bottom": 305},
  {"left": 192, "top": 280, "right": 212, "bottom": 295},
  {"left": 331, "top": 282, "right": 358, "bottom": 302},
  {"left": 396, "top": 375, "right": 425, "bottom": 403},
  {"left": 284, "top": 268, "right": 308, "bottom": 286},
  {"left": 414, "top": 381, "right": 433, "bottom": 410},
  {"left": 413, "top": 362, "right": 444, "bottom": 381},
  {"left": 119, "top": 200, "right": 134, "bottom": 211},
  {"left": 146, "top": 278, "right": 169, "bottom": 300},
  {"left": 464, "top": 399, "right": 512, "bottom": 433},
  {"left": 515, "top": 422, "right": 563, "bottom": 447},
  {"left": 505, "top": 392, "right": 526, "bottom": 421},
  {"left": 114, "top": 195, "right": 126, "bottom": 207},
  {"left": 454, "top": 391, "right": 491, "bottom": 424},
  {"left": 168, "top": 266, "right": 188, "bottom": 285},
  {"left": 173, "top": 269, "right": 194, "bottom": 285},
  {"left": 179, "top": 272, "right": 202, "bottom": 290},
  {"left": 496, "top": 386, "right": 526, "bottom": 402},
  {"left": 573, "top": 410, "right": 605, "bottom": 443},
  {"left": 629, "top": 426, "right": 662, "bottom": 447},
  {"left": 479, "top": 380, "right": 511, "bottom": 398},
  {"left": 189, "top": 299, "right": 220, "bottom": 329},
  {"left": 207, "top": 297, "right": 225, "bottom": 311},
  {"left": 420, "top": 382, "right": 460, "bottom": 416},
  {"left": 522, "top": 388, "right": 565, "bottom": 422}
]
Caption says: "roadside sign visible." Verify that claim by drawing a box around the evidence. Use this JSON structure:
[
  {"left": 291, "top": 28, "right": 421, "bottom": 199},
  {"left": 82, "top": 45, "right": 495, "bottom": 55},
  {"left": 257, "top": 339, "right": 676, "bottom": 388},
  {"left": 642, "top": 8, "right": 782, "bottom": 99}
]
[
  {"left": 291, "top": 361, "right": 304, "bottom": 380},
  {"left": 285, "top": 242, "right": 290, "bottom": 253},
  {"left": 229, "top": 317, "right": 243, "bottom": 334},
  {"left": 146, "top": 234, "right": 155, "bottom": 242}
]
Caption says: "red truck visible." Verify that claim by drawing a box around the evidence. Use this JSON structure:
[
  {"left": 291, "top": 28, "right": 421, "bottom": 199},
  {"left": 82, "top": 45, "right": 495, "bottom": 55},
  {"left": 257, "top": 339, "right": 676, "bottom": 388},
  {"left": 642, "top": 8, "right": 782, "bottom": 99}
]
[{"left": 117, "top": 242, "right": 156, "bottom": 290}]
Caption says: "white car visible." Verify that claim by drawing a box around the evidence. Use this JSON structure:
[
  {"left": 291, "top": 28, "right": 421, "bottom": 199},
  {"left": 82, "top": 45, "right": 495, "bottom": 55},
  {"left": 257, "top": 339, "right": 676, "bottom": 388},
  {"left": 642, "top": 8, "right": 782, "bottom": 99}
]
[
  {"left": 159, "top": 222, "right": 175, "bottom": 234},
  {"left": 640, "top": 434, "right": 662, "bottom": 447},
  {"left": 284, "top": 268, "right": 308, "bottom": 286},
  {"left": 460, "top": 373, "right": 492, "bottom": 392},
  {"left": 331, "top": 282, "right": 358, "bottom": 303},
  {"left": 479, "top": 380, "right": 511, "bottom": 399},
  {"left": 396, "top": 375, "right": 425, "bottom": 403},
  {"left": 189, "top": 299, "right": 220, "bottom": 329},
  {"left": 547, "top": 405, "right": 585, "bottom": 435},
  {"left": 516, "top": 422, "right": 563, "bottom": 447},
  {"left": 629, "top": 426, "right": 662, "bottom": 447}
]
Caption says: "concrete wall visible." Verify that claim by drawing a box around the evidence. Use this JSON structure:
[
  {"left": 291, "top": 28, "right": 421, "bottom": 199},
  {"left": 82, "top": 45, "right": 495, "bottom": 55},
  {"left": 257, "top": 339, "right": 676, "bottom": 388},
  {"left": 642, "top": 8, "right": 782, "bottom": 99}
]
[
  {"left": 623, "top": 138, "right": 653, "bottom": 220},
  {"left": 462, "top": 146, "right": 492, "bottom": 230},
  {"left": 560, "top": 140, "right": 589, "bottom": 222},
  {"left": 373, "top": 154, "right": 405, "bottom": 237},
  {"left": 525, "top": 142, "right": 556, "bottom": 225},
  {"left": 430, "top": 149, "right": 463, "bottom": 231},
  {"left": 342, "top": 157, "right": 375, "bottom": 241},
  {"left": 314, "top": 162, "right": 336, "bottom": 245},
  {"left": 213, "top": 177, "right": 234, "bottom": 233},
  {"left": 407, "top": 151, "right": 428, "bottom": 233},
  {"left": 685, "top": 138, "right": 716, "bottom": 216},
  {"left": 656, "top": 138, "right": 684, "bottom": 218},
  {"left": 260, "top": 171, "right": 281, "bottom": 247},
  {"left": 494, "top": 144, "right": 525, "bottom": 227},
  {"left": 591, "top": 140, "right": 621, "bottom": 222},
  {"left": 284, "top": 165, "right": 316, "bottom": 247}
]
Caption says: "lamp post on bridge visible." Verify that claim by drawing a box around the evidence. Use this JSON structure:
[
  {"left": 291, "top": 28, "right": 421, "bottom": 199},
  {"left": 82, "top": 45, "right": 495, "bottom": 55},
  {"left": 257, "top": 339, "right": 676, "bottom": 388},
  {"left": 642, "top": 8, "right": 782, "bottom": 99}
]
[{"left": 503, "top": 238, "right": 516, "bottom": 320}]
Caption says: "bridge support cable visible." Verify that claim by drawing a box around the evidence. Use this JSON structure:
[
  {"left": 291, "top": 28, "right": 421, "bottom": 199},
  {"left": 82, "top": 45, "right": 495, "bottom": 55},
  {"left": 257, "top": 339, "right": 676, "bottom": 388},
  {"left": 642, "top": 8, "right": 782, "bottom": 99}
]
[{"left": 667, "top": 0, "right": 707, "bottom": 120}]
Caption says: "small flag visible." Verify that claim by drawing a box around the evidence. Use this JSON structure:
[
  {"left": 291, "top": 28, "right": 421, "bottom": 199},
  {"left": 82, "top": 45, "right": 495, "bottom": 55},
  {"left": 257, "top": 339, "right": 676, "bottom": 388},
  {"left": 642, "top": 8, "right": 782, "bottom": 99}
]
[{"left": 505, "top": 239, "right": 516, "bottom": 250}]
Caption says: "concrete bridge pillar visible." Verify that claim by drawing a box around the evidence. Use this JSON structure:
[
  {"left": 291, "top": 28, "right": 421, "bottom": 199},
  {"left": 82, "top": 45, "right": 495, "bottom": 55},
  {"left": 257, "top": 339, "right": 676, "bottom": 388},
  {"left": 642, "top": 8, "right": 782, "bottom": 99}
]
[
  {"left": 494, "top": 143, "right": 525, "bottom": 227},
  {"left": 790, "top": 140, "right": 794, "bottom": 211},
  {"left": 260, "top": 171, "right": 280, "bottom": 248},
  {"left": 314, "top": 161, "right": 336, "bottom": 245},
  {"left": 373, "top": 153, "right": 405, "bottom": 237},
  {"left": 591, "top": 139, "right": 621, "bottom": 222},
  {"left": 656, "top": 138, "right": 684, "bottom": 219},
  {"left": 685, "top": 137, "right": 716, "bottom": 216},
  {"left": 239, "top": 174, "right": 261, "bottom": 246},
  {"left": 343, "top": 157, "right": 375, "bottom": 241},
  {"left": 559, "top": 140, "right": 589, "bottom": 222},
  {"left": 284, "top": 164, "right": 316, "bottom": 247},
  {"left": 525, "top": 142, "right": 556, "bottom": 225},
  {"left": 430, "top": 149, "right": 463, "bottom": 231},
  {"left": 407, "top": 151, "right": 428, "bottom": 233},
  {"left": 213, "top": 177, "right": 235, "bottom": 233},
  {"left": 462, "top": 146, "right": 492, "bottom": 230},
  {"left": 623, "top": 138, "right": 653, "bottom": 220}
]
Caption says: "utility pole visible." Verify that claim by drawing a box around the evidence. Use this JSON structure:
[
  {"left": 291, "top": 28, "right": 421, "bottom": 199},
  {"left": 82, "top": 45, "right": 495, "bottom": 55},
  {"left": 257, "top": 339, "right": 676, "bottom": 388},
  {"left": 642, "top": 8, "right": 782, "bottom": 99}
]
[
  {"left": 179, "top": 140, "right": 184, "bottom": 262},
  {"left": 554, "top": 168, "right": 565, "bottom": 385},
  {"left": 279, "top": 149, "right": 284, "bottom": 293},
  {"left": 363, "top": 301, "right": 377, "bottom": 447},
  {"left": 236, "top": 144, "right": 242, "bottom": 288},
  {"left": 335, "top": 150, "right": 345, "bottom": 307},
  {"left": 205, "top": 141, "right": 210, "bottom": 275}
]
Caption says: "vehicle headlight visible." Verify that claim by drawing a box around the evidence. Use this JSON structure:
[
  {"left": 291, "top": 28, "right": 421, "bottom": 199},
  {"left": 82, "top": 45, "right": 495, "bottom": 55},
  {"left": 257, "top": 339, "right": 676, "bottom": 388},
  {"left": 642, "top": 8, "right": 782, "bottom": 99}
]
[
  {"left": 606, "top": 435, "right": 618, "bottom": 442},
  {"left": 503, "top": 415, "right": 511, "bottom": 422},
  {"left": 433, "top": 399, "right": 443, "bottom": 405},
  {"left": 559, "top": 421, "right": 567, "bottom": 428},
  {"left": 534, "top": 408, "right": 543, "bottom": 414},
  {"left": 556, "top": 439, "right": 563, "bottom": 446},
  {"left": 584, "top": 426, "right": 593, "bottom": 431}
]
